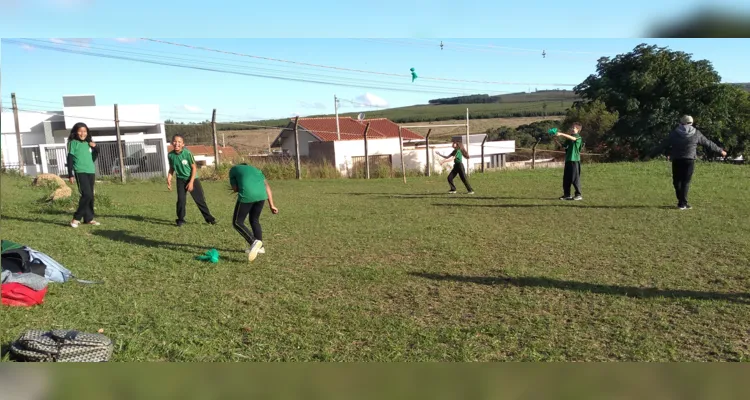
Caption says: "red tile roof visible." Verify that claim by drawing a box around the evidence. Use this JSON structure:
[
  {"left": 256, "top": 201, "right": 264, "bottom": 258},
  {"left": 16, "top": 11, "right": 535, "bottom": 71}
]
[
  {"left": 167, "top": 145, "right": 239, "bottom": 159},
  {"left": 288, "top": 117, "right": 424, "bottom": 142}
]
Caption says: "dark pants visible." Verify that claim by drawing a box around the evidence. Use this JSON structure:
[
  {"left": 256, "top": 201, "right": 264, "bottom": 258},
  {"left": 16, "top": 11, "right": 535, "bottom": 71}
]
[
  {"left": 233, "top": 200, "right": 265, "bottom": 245},
  {"left": 672, "top": 159, "right": 695, "bottom": 206},
  {"left": 448, "top": 162, "right": 473, "bottom": 192},
  {"left": 73, "top": 172, "right": 96, "bottom": 222},
  {"left": 176, "top": 178, "right": 215, "bottom": 223},
  {"left": 563, "top": 161, "right": 582, "bottom": 197}
]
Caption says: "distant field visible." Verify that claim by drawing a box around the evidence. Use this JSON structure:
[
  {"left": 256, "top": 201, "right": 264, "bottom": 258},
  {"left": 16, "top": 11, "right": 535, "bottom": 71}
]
[{"left": 222, "top": 116, "right": 562, "bottom": 155}]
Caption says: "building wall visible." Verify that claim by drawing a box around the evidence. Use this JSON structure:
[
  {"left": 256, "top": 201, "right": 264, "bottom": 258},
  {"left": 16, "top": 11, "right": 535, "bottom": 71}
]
[
  {"left": 63, "top": 104, "right": 162, "bottom": 129},
  {"left": 308, "top": 141, "right": 336, "bottom": 165},
  {"left": 333, "top": 137, "right": 401, "bottom": 176},
  {"left": 281, "top": 129, "right": 317, "bottom": 156}
]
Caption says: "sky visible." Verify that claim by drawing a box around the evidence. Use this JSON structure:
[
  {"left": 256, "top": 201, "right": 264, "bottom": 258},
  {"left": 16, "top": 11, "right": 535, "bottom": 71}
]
[{"left": 1, "top": 1, "right": 749, "bottom": 123}]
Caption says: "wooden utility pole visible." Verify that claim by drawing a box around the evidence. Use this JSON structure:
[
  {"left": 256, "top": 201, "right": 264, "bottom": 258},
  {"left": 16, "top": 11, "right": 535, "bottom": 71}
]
[
  {"left": 481, "top": 136, "right": 488, "bottom": 173},
  {"left": 465, "top": 108, "right": 470, "bottom": 175},
  {"left": 114, "top": 104, "right": 126, "bottom": 182},
  {"left": 293, "top": 116, "right": 301, "bottom": 179},
  {"left": 531, "top": 138, "right": 541, "bottom": 170},
  {"left": 425, "top": 129, "right": 432, "bottom": 176},
  {"left": 398, "top": 126, "right": 406, "bottom": 183},
  {"left": 11, "top": 93, "right": 23, "bottom": 174},
  {"left": 363, "top": 123, "right": 371, "bottom": 179},
  {"left": 211, "top": 109, "right": 220, "bottom": 169},
  {"left": 334, "top": 95, "right": 341, "bottom": 140}
]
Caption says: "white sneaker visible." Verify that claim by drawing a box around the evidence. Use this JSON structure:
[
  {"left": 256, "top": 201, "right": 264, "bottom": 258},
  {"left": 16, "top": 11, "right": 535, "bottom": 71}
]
[
  {"left": 258, "top": 247, "right": 266, "bottom": 254},
  {"left": 70, "top": 220, "right": 80, "bottom": 228},
  {"left": 87, "top": 221, "right": 101, "bottom": 226},
  {"left": 246, "top": 240, "right": 263, "bottom": 262}
]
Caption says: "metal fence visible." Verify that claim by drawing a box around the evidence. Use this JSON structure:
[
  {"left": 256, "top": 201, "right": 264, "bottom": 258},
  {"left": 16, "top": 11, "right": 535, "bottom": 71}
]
[{"left": 350, "top": 154, "right": 392, "bottom": 178}]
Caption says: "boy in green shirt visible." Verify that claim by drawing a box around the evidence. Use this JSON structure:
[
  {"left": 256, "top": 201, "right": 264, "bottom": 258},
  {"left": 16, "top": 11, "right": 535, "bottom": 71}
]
[
  {"left": 229, "top": 163, "right": 278, "bottom": 262},
  {"left": 167, "top": 135, "right": 217, "bottom": 226},
  {"left": 554, "top": 122, "right": 583, "bottom": 200}
]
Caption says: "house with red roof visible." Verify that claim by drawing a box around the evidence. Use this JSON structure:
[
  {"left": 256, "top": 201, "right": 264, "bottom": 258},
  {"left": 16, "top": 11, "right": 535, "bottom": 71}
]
[
  {"left": 272, "top": 117, "right": 424, "bottom": 157},
  {"left": 167, "top": 144, "right": 240, "bottom": 166}
]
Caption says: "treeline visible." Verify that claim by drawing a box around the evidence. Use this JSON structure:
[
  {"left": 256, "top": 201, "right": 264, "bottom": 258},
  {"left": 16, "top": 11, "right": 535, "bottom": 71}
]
[{"left": 427, "top": 90, "right": 578, "bottom": 105}]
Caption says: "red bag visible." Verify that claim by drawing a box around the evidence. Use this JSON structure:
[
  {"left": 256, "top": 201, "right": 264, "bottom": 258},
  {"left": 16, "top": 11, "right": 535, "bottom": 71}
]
[{"left": 1, "top": 283, "right": 47, "bottom": 307}]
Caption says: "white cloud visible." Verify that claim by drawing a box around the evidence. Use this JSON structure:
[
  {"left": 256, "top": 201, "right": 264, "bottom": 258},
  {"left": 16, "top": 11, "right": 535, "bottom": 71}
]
[
  {"left": 50, "top": 38, "right": 65, "bottom": 44},
  {"left": 20, "top": 44, "right": 34, "bottom": 51},
  {"left": 114, "top": 38, "right": 138, "bottom": 43},
  {"left": 182, "top": 105, "right": 202, "bottom": 113},
  {"left": 354, "top": 93, "right": 388, "bottom": 108}
]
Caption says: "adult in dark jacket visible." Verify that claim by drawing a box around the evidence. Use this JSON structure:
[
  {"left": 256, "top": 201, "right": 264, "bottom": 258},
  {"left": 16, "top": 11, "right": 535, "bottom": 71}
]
[{"left": 647, "top": 115, "right": 726, "bottom": 210}]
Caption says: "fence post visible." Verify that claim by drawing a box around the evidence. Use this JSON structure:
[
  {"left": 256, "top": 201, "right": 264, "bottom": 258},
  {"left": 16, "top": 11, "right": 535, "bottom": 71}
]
[
  {"left": 11, "top": 93, "right": 24, "bottom": 175},
  {"left": 481, "top": 136, "right": 487, "bottom": 173},
  {"left": 398, "top": 126, "right": 406, "bottom": 183},
  {"left": 211, "top": 109, "right": 220, "bottom": 169},
  {"left": 465, "top": 107, "right": 470, "bottom": 175},
  {"left": 114, "top": 104, "right": 126, "bottom": 183},
  {"left": 425, "top": 129, "right": 432, "bottom": 176},
  {"left": 531, "top": 138, "right": 541, "bottom": 170},
  {"left": 363, "top": 123, "right": 371, "bottom": 179},
  {"left": 293, "top": 116, "right": 301, "bottom": 179},
  {"left": 39, "top": 145, "right": 49, "bottom": 174}
]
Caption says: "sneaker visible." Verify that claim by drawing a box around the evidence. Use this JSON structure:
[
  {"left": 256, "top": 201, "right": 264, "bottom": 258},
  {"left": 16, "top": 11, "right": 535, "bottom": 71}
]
[
  {"left": 176, "top": 220, "right": 185, "bottom": 227},
  {"left": 573, "top": 195, "right": 583, "bottom": 201},
  {"left": 70, "top": 220, "right": 80, "bottom": 228},
  {"left": 258, "top": 247, "right": 266, "bottom": 254},
  {"left": 467, "top": 191, "right": 475, "bottom": 195},
  {"left": 207, "top": 219, "right": 217, "bottom": 225},
  {"left": 246, "top": 240, "right": 263, "bottom": 262},
  {"left": 448, "top": 190, "right": 457, "bottom": 194},
  {"left": 559, "top": 196, "right": 573, "bottom": 201},
  {"left": 87, "top": 220, "right": 101, "bottom": 226},
  {"left": 679, "top": 204, "right": 692, "bottom": 210}
]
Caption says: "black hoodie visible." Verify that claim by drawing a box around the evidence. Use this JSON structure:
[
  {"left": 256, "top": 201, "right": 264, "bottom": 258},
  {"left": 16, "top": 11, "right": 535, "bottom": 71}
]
[{"left": 649, "top": 124, "right": 723, "bottom": 160}]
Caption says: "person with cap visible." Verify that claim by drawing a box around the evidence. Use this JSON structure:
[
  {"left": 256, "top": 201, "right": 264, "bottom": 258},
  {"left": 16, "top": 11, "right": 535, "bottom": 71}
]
[{"left": 647, "top": 115, "right": 727, "bottom": 210}]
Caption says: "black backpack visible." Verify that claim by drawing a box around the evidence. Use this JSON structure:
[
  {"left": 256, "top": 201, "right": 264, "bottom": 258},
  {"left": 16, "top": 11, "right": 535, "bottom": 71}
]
[{"left": 1, "top": 248, "right": 47, "bottom": 277}]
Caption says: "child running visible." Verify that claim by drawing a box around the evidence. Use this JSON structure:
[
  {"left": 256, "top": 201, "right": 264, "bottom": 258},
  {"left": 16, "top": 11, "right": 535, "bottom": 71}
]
[
  {"left": 66, "top": 122, "right": 101, "bottom": 228},
  {"left": 554, "top": 122, "right": 584, "bottom": 200},
  {"left": 229, "top": 163, "right": 278, "bottom": 262},
  {"left": 439, "top": 139, "right": 475, "bottom": 194},
  {"left": 166, "top": 134, "right": 217, "bottom": 226}
]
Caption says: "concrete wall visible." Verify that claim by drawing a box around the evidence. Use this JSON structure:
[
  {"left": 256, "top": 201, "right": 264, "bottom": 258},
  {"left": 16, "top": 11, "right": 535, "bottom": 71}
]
[
  {"left": 333, "top": 137, "right": 401, "bottom": 176},
  {"left": 281, "top": 129, "right": 317, "bottom": 157},
  {"left": 309, "top": 141, "right": 336, "bottom": 165},
  {"left": 62, "top": 104, "right": 162, "bottom": 129}
]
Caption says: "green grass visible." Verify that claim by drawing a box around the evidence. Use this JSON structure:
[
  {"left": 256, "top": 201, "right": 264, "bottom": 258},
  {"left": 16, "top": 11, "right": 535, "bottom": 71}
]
[{"left": 2, "top": 161, "right": 750, "bottom": 361}]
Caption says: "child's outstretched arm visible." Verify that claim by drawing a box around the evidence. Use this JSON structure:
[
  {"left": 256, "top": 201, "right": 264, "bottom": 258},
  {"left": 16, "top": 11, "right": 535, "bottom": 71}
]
[
  {"left": 167, "top": 166, "right": 174, "bottom": 191},
  {"left": 265, "top": 180, "right": 278, "bottom": 214},
  {"left": 556, "top": 132, "right": 579, "bottom": 141}
]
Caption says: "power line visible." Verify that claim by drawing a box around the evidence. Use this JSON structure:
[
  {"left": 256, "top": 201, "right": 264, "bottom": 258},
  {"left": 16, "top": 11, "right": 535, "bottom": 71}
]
[
  {"left": 141, "top": 38, "right": 580, "bottom": 87},
  {"left": 10, "top": 39, "right": 528, "bottom": 97}
]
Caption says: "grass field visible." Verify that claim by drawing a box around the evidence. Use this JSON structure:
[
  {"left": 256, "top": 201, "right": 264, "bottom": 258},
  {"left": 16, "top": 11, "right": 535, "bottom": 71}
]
[{"left": 2, "top": 161, "right": 750, "bottom": 361}]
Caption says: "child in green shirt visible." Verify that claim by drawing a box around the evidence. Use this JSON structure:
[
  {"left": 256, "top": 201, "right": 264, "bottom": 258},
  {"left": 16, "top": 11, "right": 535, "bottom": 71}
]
[
  {"left": 554, "top": 122, "right": 583, "bottom": 200},
  {"left": 66, "top": 122, "right": 101, "bottom": 228},
  {"left": 229, "top": 163, "right": 278, "bottom": 262},
  {"left": 167, "top": 135, "right": 217, "bottom": 226}
]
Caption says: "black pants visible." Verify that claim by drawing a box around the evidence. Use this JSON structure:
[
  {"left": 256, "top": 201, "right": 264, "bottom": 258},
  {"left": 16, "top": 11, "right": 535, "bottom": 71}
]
[
  {"left": 233, "top": 200, "right": 265, "bottom": 245},
  {"left": 448, "top": 162, "right": 473, "bottom": 192},
  {"left": 176, "top": 178, "right": 215, "bottom": 223},
  {"left": 74, "top": 172, "right": 96, "bottom": 222},
  {"left": 563, "top": 161, "right": 582, "bottom": 197},
  {"left": 672, "top": 159, "right": 695, "bottom": 206}
]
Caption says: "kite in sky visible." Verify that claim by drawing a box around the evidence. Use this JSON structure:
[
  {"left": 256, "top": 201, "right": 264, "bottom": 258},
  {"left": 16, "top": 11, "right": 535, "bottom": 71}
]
[{"left": 410, "top": 68, "right": 418, "bottom": 82}]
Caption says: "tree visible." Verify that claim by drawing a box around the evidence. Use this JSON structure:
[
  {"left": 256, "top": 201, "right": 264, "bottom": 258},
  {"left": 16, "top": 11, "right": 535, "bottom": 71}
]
[
  {"left": 575, "top": 43, "right": 724, "bottom": 159},
  {"left": 562, "top": 100, "right": 619, "bottom": 152}
]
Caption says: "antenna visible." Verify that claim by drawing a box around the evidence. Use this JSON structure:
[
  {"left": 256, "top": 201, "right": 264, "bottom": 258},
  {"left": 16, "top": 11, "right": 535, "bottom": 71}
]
[{"left": 357, "top": 112, "right": 365, "bottom": 121}]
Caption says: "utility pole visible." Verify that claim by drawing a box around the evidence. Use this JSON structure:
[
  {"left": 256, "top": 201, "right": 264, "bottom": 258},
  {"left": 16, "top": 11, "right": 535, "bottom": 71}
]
[
  {"left": 114, "top": 104, "right": 126, "bottom": 182},
  {"left": 11, "top": 93, "right": 23, "bottom": 174},
  {"left": 334, "top": 94, "right": 341, "bottom": 140},
  {"left": 211, "top": 109, "right": 219, "bottom": 169}
]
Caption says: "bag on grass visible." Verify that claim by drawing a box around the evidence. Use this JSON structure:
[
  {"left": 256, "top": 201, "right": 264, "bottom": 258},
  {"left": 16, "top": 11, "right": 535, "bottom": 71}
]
[
  {"left": 1, "top": 283, "right": 48, "bottom": 307},
  {"left": 10, "top": 329, "right": 113, "bottom": 362},
  {"left": 1, "top": 241, "right": 101, "bottom": 284}
]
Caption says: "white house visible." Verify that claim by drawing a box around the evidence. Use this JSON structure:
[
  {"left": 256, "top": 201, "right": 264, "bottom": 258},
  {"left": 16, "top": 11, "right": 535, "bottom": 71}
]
[{"left": 1, "top": 94, "right": 169, "bottom": 178}]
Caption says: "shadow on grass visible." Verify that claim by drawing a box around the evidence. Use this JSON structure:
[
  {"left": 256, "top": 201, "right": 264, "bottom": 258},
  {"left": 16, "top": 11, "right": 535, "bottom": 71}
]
[
  {"left": 1, "top": 215, "right": 73, "bottom": 227},
  {"left": 431, "top": 203, "right": 675, "bottom": 210},
  {"left": 1, "top": 342, "right": 12, "bottom": 361},
  {"left": 99, "top": 214, "right": 175, "bottom": 226},
  {"left": 410, "top": 272, "right": 750, "bottom": 304},
  {"left": 92, "top": 229, "right": 242, "bottom": 254}
]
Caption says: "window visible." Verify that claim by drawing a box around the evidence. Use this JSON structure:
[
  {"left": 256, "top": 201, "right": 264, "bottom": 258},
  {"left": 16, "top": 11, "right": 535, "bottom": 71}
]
[{"left": 22, "top": 147, "right": 41, "bottom": 165}]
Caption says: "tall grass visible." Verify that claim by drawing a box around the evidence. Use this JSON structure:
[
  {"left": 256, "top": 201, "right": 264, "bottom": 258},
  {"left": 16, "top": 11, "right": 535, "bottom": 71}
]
[{"left": 198, "top": 158, "right": 343, "bottom": 181}]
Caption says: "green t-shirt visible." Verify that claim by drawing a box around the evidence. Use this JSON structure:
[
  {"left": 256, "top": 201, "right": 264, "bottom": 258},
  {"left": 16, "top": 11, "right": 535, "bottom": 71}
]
[
  {"left": 564, "top": 134, "right": 583, "bottom": 162},
  {"left": 67, "top": 139, "right": 96, "bottom": 174},
  {"left": 452, "top": 148, "right": 464, "bottom": 164},
  {"left": 229, "top": 164, "right": 268, "bottom": 203},
  {"left": 168, "top": 149, "right": 196, "bottom": 180}
]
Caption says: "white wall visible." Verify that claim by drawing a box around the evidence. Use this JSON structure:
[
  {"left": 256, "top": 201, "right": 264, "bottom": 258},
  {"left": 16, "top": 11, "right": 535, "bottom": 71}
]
[
  {"left": 1, "top": 110, "right": 63, "bottom": 166},
  {"left": 281, "top": 129, "right": 317, "bottom": 156},
  {"left": 333, "top": 137, "right": 402, "bottom": 175},
  {"left": 63, "top": 104, "right": 162, "bottom": 129}
]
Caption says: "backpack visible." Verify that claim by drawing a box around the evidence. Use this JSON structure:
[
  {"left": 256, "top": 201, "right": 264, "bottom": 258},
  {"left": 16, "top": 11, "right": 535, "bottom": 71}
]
[
  {"left": 9, "top": 330, "right": 113, "bottom": 362},
  {"left": 1, "top": 241, "right": 101, "bottom": 284}
]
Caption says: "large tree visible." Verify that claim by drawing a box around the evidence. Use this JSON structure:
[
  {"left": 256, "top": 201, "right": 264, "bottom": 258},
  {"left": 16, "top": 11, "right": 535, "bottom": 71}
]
[{"left": 574, "top": 43, "right": 726, "bottom": 159}]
